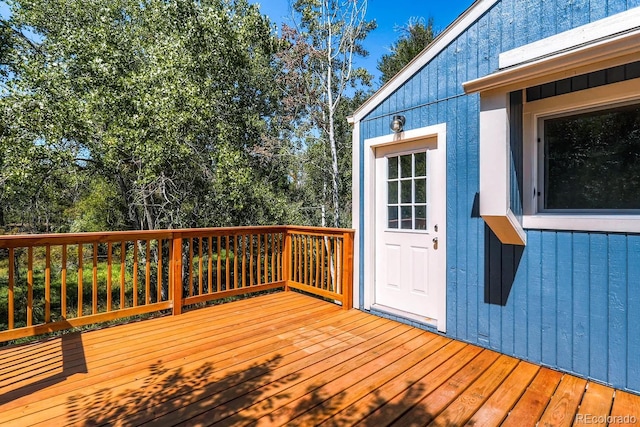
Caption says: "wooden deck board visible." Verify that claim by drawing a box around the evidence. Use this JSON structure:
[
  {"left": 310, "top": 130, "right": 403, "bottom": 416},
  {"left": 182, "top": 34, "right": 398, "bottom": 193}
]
[{"left": 0, "top": 291, "right": 637, "bottom": 427}]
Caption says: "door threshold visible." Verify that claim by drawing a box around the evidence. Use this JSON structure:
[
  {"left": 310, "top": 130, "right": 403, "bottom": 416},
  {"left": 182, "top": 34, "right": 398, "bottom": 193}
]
[{"left": 371, "top": 304, "right": 437, "bottom": 328}]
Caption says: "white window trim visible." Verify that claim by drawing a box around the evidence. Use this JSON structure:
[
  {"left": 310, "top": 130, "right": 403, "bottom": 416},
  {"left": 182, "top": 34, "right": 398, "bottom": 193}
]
[{"left": 523, "top": 78, "right": 640, "bottom": 233}]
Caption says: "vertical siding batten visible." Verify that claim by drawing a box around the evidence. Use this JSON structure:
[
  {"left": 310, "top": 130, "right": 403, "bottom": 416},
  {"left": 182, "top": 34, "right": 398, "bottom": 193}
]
[
  {"left": 627, "top": 236, "right": 640, "bottom": 391},
  {"left": 541, "top": 231, "right": 558, "bottom": 367},
  {"left": 608, "top": 233, "right": 628, "bottom": 388},
  {"left": 556, "top": 232, "right": 574, "bottom": 372},
  {"left": 590, "top": 234, "right": 609, "bottom": 382}
]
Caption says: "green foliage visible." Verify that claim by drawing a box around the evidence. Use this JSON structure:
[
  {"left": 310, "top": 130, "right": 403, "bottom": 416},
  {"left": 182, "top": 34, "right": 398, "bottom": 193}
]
[
  {"left": 1, "top": 0, "right": 298, "bottom": 231},
  {"left": 377, "top": 17, "right": 436, "bottom": 85},
  {"left": 280, "top": 0, "right": 375, "bottom": 227}
]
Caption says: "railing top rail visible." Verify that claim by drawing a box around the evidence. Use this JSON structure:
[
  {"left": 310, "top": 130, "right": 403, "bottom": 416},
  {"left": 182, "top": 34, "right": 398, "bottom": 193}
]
[
  {"left": 0, "top": 225, "right": 354, "bottom": 248},
  {"left": 284, "top": 225, "right": 355, "bottom": 235}
]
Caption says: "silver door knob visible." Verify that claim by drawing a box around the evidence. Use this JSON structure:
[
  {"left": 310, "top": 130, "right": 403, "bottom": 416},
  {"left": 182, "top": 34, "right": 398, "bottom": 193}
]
[{"left": 432, "top": 237, "right": 438, "bottom": 244}]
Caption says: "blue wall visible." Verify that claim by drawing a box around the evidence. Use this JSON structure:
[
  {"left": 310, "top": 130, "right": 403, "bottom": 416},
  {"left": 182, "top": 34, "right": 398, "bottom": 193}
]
[{"left": 359, "top": 0, "right": 640, "bottom": 392}]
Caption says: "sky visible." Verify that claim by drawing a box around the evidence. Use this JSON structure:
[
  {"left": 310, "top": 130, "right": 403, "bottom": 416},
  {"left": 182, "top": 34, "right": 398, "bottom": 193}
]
[{"left": 253, "top": 0, "right": 475, "bottom": 85}]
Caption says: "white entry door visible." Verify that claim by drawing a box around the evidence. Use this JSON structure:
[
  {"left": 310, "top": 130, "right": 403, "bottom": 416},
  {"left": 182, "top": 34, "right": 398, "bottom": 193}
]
[{"left": 374, "top": 137, "right": 446, "bottom": 325}]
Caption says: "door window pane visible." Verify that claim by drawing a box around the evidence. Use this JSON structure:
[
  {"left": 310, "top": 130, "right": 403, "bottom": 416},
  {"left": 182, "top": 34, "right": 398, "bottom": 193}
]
[
  {"left": 414, "top": 152, "right": 426, "bottom": 177},
  {"left": 401, "top": 180, "right": 412, "bottom": 204},
  {"left": 401, "top": 206, "right": 412, "bottom": 229},
  {"left": 415, "top": 205, "right": 427, "bottom": 230},
  {"left": 415, "top": 178, "right": 426, "bottom": 203},
  {"left": 388, "top": 206, "right": 398, "bottom": 229},
  {"left": 388, "top": 156, "right": 398, "bottom": 179},
  {"left": 388, "top": 181, "right": 398, "bottom": 204},
  {"left": 401, "top": 155, "right": 412, "bottom": 178}
]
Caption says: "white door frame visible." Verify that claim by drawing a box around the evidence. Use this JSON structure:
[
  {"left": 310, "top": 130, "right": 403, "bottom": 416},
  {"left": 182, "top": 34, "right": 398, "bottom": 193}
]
[{"left": 361, "top": 123, "right": 447, "bottom": 332}]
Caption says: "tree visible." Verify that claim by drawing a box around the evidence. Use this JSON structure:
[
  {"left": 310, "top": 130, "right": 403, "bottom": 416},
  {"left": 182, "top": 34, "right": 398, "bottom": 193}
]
[
  {"left": 280, "top": 0, "right": 375, "bottom": 228},
  {"left": 1, "top": 0, "right": 299, "bottom": 231},
  {"left": 377, "top": 17, "right": 436, "bottom": 85}
]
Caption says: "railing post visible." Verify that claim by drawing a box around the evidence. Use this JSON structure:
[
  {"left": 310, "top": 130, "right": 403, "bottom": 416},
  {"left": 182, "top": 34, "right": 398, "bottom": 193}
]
[
  {"left": 341, "top": 231, "right": 354, "bottom": 310},
  {"left": 283, "top": 229, "right": 292, "bottom": 291},
  {"left": 172, "top": 233, "right": 183, "bottom": 316}
]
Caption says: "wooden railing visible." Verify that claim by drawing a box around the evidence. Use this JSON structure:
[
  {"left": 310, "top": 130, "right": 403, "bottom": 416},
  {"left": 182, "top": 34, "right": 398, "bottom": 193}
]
[{"left": 0, "top": 226, "right": 354, "bottom": 342}]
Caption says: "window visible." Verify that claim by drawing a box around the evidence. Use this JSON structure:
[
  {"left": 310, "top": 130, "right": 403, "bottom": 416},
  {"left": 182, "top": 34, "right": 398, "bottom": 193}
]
[
  {"left": 387, "top": 152, "right": 428, "bottom": 230},
  {"left": 540, "top": 103, "right": 640, "bottom": 212},
  {"left": 523, "top": 77, "right": 640, "bottom": 233}
]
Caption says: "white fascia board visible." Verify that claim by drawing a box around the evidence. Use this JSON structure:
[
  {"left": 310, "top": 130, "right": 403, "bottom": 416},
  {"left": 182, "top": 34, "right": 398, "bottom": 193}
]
[
  {"left": 464, "top": 26, "right": 640, "bottom": 94},
  {"left": 351, "top": 0, "right": 499, "bottom": 123},
  {"left": 499, "top": 7, "right": 640, "bottom": 69}
]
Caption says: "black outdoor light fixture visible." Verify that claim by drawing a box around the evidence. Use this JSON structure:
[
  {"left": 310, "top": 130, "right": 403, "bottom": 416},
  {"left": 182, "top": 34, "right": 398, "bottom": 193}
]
[{"left": 390, "top": 115, "right": 405, "bottom": 133}]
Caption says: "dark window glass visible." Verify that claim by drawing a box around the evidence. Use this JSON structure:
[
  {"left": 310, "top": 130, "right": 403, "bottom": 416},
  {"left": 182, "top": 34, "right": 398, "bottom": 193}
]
[
  {"left": 388, "top": 181, "right": 398, "bottom": 204},
  {"left": 414, "top": 152, "right": 426, "bottom": 177},
  {"left": 401, "top": 206, "right": 412, "bottom": 229},
  {"left": 415, "top": 178, "right": 426, "bottom": 203},
  {"left": 544, "top": 103, "right": 640, "bottom": 210},
  {"left": 388, "top": 156, "right": 398, "bottom": 179},
  {"left": 401, "top": 180, "right": 412, "bottom": 204},
  {"left": 388, "top": 206, "right": 398, "bottom": 228},
  {"left": 415, "top": 205, "right": 427, "bottom": 230},
  {"left": 400, "top": 155, "right": 412, "bottom": 178}
]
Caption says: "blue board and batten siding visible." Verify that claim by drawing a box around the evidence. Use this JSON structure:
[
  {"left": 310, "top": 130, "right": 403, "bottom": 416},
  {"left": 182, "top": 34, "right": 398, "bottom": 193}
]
[{"left": 358, "top": 0, "right": 640, "bottom": 392}]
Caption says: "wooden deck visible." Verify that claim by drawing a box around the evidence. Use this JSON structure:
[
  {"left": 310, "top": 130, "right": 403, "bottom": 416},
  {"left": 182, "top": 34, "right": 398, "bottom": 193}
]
[{"left": 1, "top": 292, "right": 638, "bottom": 427}]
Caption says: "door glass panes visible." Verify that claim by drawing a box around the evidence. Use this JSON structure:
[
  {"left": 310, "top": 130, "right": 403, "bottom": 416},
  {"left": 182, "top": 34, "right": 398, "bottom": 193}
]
[
  {"left": 401, "top": 206, "right": 412, "bottom": 229},
  {"left": 388, "top": 156, "right": 398, "bottom": 179},
  {"left": 387, "top": 152, "right": 429, "bottom": 230},
  {"left": 388, "top": 181, "right": 398, "bottom": 204},
  {"left": 401, "top": 155, "right": 412, "bottom": 178}
]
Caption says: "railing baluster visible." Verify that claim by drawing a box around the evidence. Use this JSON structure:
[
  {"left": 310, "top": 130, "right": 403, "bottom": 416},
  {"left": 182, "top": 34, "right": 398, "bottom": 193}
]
[
  {"left": 315, "top": 237, "right": 320, "bottom": 289},
  {"left": 276, "top": 234, "right": 281, "bottom": 281},
  {"left": 303, "top": 236, "right": 308, "bottom": 285},
  {"left": 157, "top": 239, "right": 163, "bottom": 303},
  {"left": 208, "top": 236, "right": 213, "bottom": 294},
  {"left": 217, "top": 236, "right": 222, "bottom": 291},
  {"left": 107, "top": 242, "right": 112, "bottom": 312},
  {"left": 249, "top": 234, "right": 254, "bottom": 287},
  {"left": 256, "top": 234, "right": 261, "bottom": 286},
  {"left": 234, "top": 235, "right": 239, "bottom": 290},
  {"left": 263, "top": 234, "right": 268, "bottom": 284},
  {"left": 45, "top": 245, "right": 51, "bottom": 322},
  {"left": 188, "top": 238, "right": 194, "bottom": 297},
  {"left": 145, "top": 240, "right": 151, "bottom": 305},
  {"left": 321, "top": 237, "right": 325, "bottom": 290},
  {"left": 198, "top": 238, "right": 203, "bottom": 296},
  {"left": 271, "top": 234, "right": 275, "bottom": 283},
  {"left": 226, "top": 236, "right": 230, "bottom": 289},
  {"left": 78, "top": 244, "right": 83, "bottom": 316},
  {"left": 120, "top": 241, "right": 126, "bottom": 309},
  {"left": 27, "top": 247, "right": 33, "bottom": 326},
  {"left": 241, "top": 235, "right": 246, "bottom": 288},
  {"left": 8, "top": 247, "right": 15, "bottom": 329},
  {"left": 133, "top": 240, "right": 138, "bottom": 307},
  {"left": 92, "top": 243, "right": 98, "bottom": 315},
  {"left": 334, "top": 237, "right": 339, "bottom": 293}
]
